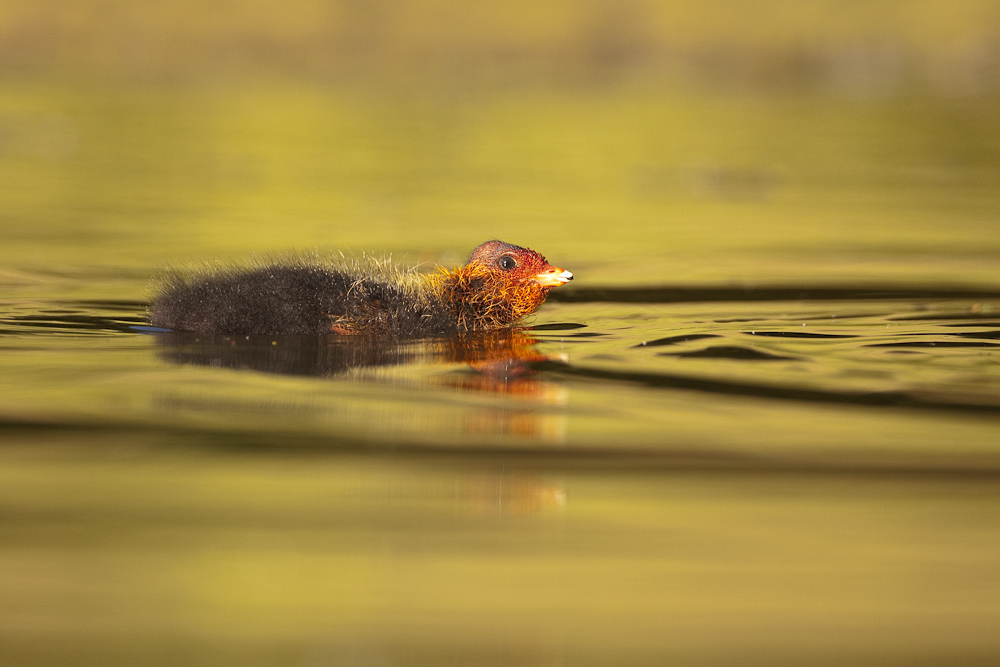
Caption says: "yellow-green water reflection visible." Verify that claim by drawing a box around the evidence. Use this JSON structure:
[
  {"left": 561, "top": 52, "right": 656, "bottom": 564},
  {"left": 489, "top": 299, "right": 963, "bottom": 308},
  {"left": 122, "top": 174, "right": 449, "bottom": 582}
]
[
  {"left": 2, "top": 438, "right": 999, "bottom": 666},
  {"left": 2, "top": 82, "right": 999, "bottom": 294}
]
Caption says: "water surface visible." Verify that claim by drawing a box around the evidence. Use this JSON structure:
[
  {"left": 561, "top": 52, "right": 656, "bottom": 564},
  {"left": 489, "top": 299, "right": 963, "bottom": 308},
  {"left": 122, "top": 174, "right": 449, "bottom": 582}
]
[{"left": 2, "top": 81, "right": 999, "bottom": 665}]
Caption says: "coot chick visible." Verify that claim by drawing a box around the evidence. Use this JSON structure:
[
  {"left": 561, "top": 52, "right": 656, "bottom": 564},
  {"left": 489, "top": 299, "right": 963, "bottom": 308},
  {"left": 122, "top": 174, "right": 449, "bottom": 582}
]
[{"left": 149, "top": 240, "right": 573, "bottom": 336}]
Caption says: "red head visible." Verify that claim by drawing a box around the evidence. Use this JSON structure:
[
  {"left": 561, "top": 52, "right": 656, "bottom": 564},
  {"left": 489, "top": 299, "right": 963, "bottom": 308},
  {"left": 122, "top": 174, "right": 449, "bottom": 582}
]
[
  {"left": 436, "top": 240, "right": 573, "bottom": 330},
  {"left": 465, "top": 240, "right": 573, "bottom": 289}
]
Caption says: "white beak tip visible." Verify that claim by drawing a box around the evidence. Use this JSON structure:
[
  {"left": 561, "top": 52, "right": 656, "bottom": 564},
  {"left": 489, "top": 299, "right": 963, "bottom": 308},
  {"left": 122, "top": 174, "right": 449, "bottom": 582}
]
[{"left": 535, "top": 268, "right": 574, "bottom": 287}]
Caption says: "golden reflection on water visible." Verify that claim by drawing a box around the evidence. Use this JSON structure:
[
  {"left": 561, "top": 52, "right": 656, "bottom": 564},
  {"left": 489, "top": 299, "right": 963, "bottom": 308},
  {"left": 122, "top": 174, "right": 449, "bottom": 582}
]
[
  {"left": 1, "top": 436, "right": 998, "bottom": 666},
  {"left": 153, "top": 328, "right": 571, "bottom": 446}
]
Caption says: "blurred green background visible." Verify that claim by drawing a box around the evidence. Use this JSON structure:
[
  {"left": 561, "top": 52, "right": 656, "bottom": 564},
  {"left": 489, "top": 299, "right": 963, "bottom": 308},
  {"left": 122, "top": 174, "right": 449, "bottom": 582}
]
[{"left": 2, "top": 0, "right": 999, "bottom": 294}]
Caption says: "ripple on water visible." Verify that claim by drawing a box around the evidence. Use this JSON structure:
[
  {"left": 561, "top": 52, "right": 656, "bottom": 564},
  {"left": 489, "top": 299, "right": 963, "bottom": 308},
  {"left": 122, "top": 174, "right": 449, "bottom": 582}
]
[{"left": 0, "top": 289, "right": 998, "bottom": 470}]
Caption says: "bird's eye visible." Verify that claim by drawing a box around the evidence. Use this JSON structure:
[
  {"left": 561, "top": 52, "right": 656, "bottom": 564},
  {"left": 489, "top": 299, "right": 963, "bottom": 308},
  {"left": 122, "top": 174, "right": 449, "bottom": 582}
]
[{"left": 498, "top": 255, "right": 517, "bottom": 271}]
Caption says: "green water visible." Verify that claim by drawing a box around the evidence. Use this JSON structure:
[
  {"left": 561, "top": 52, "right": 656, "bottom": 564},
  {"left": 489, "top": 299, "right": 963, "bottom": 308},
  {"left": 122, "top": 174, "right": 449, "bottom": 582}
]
[{"left": 2, "top": 81, "right": 1000, "bottom": 665}]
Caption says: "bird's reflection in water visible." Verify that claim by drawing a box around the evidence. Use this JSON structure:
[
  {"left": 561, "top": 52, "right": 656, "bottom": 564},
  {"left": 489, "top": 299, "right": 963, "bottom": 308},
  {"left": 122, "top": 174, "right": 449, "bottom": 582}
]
[
  {"left": 462, "top": 471, "right": 567, "bottom": 516},
  {"left": 158, "top": 328, "right": 548, "bottom": 379},
  {"left": 155, "top": 327, "right": 568, "bottom": 410},
  {"left": 155, "top": 329, "right": 570, "bottom": 512}
]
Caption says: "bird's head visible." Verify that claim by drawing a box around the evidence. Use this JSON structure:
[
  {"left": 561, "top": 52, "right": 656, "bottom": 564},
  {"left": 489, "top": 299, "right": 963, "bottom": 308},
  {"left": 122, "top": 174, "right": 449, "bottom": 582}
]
[{"left": 435, "top": 240, "right": 573, "bottom": 330}]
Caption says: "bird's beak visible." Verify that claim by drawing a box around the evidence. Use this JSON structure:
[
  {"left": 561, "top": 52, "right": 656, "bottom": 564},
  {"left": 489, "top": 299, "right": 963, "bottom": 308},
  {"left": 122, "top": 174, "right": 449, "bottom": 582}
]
[{"left": 534, "top": 266, "right": 574, "bottom": 288}]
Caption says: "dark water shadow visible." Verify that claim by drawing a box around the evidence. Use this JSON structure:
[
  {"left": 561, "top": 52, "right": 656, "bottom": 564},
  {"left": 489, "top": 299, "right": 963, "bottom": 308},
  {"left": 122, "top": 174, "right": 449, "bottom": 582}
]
[
  {"left": 531, "top": 360, "right": 1000, "bottom": 416},
  {"left": 155, "top": 328, "right": 554, "bottom": 387},
  {"left": 660, "top": 345, "right": 801, "bottom": 361},
  {"left": 866, "top": 340, "right": 1000, "bottom": 349},
  {"left": 549, "top": 284, "right": 1000, "bottom": 303},
  {"left": 4, "top": 418, "right": 998, "bottom": 478},
  {"left": 632, "top": 334, "right": 719, "bottom": 347},
  {"left": 742, "top": 331, "right": 858, "bottom": 339},
  {"left": 0, "top": 307, "right": 145, "bottom": 335}
]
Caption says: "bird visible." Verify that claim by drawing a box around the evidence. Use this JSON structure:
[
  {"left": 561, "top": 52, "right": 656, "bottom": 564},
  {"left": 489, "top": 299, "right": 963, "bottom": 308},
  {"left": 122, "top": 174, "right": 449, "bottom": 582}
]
[{"left": 148, "top": 240, "right": 573, "bottom": 336}]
